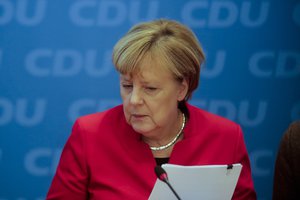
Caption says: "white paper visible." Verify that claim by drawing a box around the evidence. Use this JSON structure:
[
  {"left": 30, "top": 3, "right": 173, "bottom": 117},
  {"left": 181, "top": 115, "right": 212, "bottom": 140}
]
[{"left": 148, "top": 163, "right": 242, "bottom": 200}]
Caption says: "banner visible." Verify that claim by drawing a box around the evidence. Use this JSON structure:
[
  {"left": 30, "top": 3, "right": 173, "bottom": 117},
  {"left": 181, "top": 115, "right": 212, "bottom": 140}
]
[{"left": 0, "top": 0, "right": 299, "bottom": 199}]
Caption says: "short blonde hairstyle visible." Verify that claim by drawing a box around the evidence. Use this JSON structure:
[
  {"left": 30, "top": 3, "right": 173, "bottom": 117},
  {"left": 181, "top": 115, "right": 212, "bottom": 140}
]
[{"left": 112, "top": 19, "right": 205, "bottom": 101}]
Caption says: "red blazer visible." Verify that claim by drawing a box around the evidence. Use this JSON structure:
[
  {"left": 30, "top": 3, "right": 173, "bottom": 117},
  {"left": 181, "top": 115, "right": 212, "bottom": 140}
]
[{"left": 47, "top": 104, "right": 256, "bottom": 199}]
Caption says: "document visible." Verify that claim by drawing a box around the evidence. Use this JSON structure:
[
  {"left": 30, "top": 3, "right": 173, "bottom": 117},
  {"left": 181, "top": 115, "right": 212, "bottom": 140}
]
[{"left": 148, "top": 163, "right": 242, "bottom": 200}]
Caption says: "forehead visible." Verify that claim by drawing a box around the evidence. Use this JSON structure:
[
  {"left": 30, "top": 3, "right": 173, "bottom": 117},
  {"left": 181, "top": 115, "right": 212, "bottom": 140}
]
[{"left": 121, "top": 55, "right": 174, "bottom": 81}]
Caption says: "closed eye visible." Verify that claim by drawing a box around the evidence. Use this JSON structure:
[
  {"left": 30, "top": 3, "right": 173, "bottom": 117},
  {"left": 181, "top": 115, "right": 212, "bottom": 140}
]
[
  {"left": 145, "top": 87, "right": 158, "bottom": 92},
  {"left": 122, "top": 84, "right": 133, "bottom": 89},
  {"left": 146, "top": 87, "right": 157, "bottom": 91}
]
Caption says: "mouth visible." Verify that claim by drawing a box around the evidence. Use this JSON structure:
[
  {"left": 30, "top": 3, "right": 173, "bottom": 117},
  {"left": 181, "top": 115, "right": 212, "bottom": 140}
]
[{"left": 131, "top": 114, "right": 147, "bottom": 119}]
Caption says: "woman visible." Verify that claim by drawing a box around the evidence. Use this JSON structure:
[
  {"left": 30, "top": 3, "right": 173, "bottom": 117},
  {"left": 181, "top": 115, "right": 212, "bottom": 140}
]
[
  {"left": 273, "top": 121, "right": 300, "bottom": 200},
  {"left": 47, "top": 19, "right": 256, "bottom": 199}
]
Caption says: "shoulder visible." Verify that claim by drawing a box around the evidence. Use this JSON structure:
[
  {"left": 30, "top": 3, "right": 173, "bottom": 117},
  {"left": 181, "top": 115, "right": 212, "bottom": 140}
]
[
  {"left": 286, "top": 121, "right": 300, "bottom": 138},
  {"left": 281, "top": 120, "right": 300, "bottom": 152}
]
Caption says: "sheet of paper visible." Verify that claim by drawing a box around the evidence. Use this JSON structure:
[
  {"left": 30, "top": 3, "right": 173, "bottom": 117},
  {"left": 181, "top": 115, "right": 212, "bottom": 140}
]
[{"left": 148, "top": 163, "right": 242, "bottom": 200}]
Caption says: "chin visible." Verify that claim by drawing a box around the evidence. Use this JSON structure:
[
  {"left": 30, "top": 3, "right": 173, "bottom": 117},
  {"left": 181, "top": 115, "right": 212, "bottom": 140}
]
[{"left": 131, "top": 124, "right": 153, "bottom": 136}]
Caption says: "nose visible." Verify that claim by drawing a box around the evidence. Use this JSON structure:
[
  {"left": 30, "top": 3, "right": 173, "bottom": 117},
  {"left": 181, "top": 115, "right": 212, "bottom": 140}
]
[{"left": 129, "top": 87, "right": 143, "bottom": 105}]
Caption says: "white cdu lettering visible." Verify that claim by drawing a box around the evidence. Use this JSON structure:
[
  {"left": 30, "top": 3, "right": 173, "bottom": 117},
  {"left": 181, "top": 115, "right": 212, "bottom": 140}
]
[
  {"left": 250, "top": 150, "right": 273, "bottom": 177},
  {"left": 68, "top": 99, "right": 121, "bottom": 122},
  {"left": 0, "top": 98, "right": 13, "bottom": 125},
  {"left": 97, "top": 0, "right": 127, "bottom": 26},
  {"left": 128, "top": 0, "right": 159, "bottom": 24},
  {"left": 209, "top": 100, "right": 236, "bottom": 120},
  {"left": 68, "top": 99, "right": 97, "bottom": 122},
  {"left": 240, "top": 1, "right": 269, "bottom": 27},
  {"left": 182, "top": 1, "right": 269, "bottom": 28},
  {"left": 208, "top": 1, "right": 238, "bottom": 28},
  {"left": 25, "top": 49, "right": 113, "bottom": 77},
  {"left": 69, "top": 0, "right": 97, "bottom": 26},
  {"left": 24, "top": 148, "right": 61, "bottom": 176},
  {"left": 0, "top": 0, "right": 47, "bottom": 26},
  {"left": 85, "top": 50, "right": 112, "bottom": 77},
  {"left": 15, "top": 99, "right": 47, "bottom": 126},
  {"left": 53, "top": 50, "right": 82, "bottom": 76},
  {"left": 0, "top": 98, "right": 46, "bottom": 126},
  {"left": 190, "top": 99, "right": 267, "bottom": 127},
  {"left": 69, "top": 0, "right": 159, "bottom": 27},
  {"left": 201, "top": 50, "right": 226, "bottom": 78},
  {"left": 238, "top": 101, "right": 268, "bottom": 127},
  {"left": 25, "top": 49, "right": 53, "bottom": 76},
  {"left": 249, "top": 51, "right": 300, "bottom": 78},
  {"left": 276, "top": 52, "right": 300, "bottom": 77}
]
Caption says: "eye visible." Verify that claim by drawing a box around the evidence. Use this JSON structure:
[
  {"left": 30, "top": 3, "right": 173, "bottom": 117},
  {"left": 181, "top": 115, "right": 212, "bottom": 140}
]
[
  {"left": 122, "top": 84, "right": 133, "bottom": 89},
  {"left": 145, "top": 87, "right": 157, "bottom": 92},
  {"left": 146, "top": 87, "right": 156, "bottom": 90}
]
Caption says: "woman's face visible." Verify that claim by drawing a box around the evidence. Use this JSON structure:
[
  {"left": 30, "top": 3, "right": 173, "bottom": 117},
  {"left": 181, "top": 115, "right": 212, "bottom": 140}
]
[{"left": 120, "top": 58, "right": 188, "bottom": 139}]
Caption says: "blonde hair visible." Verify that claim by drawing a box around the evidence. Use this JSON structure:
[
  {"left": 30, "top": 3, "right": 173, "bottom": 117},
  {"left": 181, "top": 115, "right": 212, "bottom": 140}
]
[{"left": 112, "top": 19, "right": 205, "bottom": 101}]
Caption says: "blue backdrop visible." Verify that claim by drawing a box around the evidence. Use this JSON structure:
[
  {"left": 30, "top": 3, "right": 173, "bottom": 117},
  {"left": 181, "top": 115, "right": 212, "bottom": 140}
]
[{"left": 1, "top": 0, "right": 300, "bottom": 199}]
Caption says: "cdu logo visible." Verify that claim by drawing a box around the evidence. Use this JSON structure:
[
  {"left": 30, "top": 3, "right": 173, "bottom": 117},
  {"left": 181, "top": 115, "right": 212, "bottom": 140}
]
[
  {"left": 24, "top": 148, "right": 61, "bottom": 176},
  {"left": 249, "top": 51, "right": 300, "bottom": 78},
  {"left": 68, "top": 98, "right": 121, "bottom": 122},
  {"left": 0, "top": 98, "right": 46, "bottom": 126},
  {"left": 0, "top": 0, "right": 47, "bottom": 26},
  {"left": 25, "top": 49, "right": 113, "bottom": 77},
  {"left": 191, "top": 99, "right": 268, "bottom": 127},
  {"left": 181, "top": 1, "right": 270, "bottom": 28},
  {"left": 201, "top": 50, "right": 226, "bottom": 78},
  {"left": 250, "top": 149, "right": 273, "bottom": 177},
  {"left": 69, "top": 0, "right": 159, "bottom": 27}
]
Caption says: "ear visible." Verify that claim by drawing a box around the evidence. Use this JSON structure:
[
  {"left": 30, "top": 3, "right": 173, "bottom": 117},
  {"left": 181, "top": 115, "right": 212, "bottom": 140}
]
[{"left": 177, "top": 79, "right": 189, "bottom": 101}]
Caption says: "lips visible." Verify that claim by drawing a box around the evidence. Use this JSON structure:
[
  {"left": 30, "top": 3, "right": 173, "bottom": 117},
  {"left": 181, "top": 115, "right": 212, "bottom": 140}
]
[
  {"left": 132, "top": 114, "right": 146, "bottom": 118},
  {"left": 131, "top": 114, "right": 148, "bottom": 121}
]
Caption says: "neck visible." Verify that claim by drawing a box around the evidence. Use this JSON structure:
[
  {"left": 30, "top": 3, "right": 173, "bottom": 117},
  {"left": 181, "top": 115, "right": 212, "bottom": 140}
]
[{"left": 143, "top": 111, "right": 185, "bottom": 152}]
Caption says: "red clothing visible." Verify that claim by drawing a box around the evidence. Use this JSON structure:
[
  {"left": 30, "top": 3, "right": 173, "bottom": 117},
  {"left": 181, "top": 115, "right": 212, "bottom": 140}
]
[{"left": 47, "top": 104, "right": 256, "bottom": 199}]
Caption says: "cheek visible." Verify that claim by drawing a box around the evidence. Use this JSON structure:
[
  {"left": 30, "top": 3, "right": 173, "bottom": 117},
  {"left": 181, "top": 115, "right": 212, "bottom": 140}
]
[
  {"left": 122, "top": 104, "right": 131, "bottom": 124},
  {"left": 120, "top": 93, "right": 130, "bottom": 117},
  {"left": 120, "top": 90, "right": 129, "bottom": 103},
  {"left": 121, "top": 95, "right": 129, "bottom": 110}
]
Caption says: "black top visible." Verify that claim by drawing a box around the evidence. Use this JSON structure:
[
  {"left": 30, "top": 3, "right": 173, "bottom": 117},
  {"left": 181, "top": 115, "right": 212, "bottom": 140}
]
[{"left": 155, "top": 157, "right": 169, "bottom": 166}]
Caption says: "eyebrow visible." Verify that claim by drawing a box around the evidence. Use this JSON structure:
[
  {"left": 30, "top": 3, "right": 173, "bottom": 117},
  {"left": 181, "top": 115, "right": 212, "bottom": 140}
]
[
  {"left": 120, "top": 75, "right": 161, "bottom": 85},
  {"left": 120, "top": 75, "right": 131, "bottom": 81}
]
